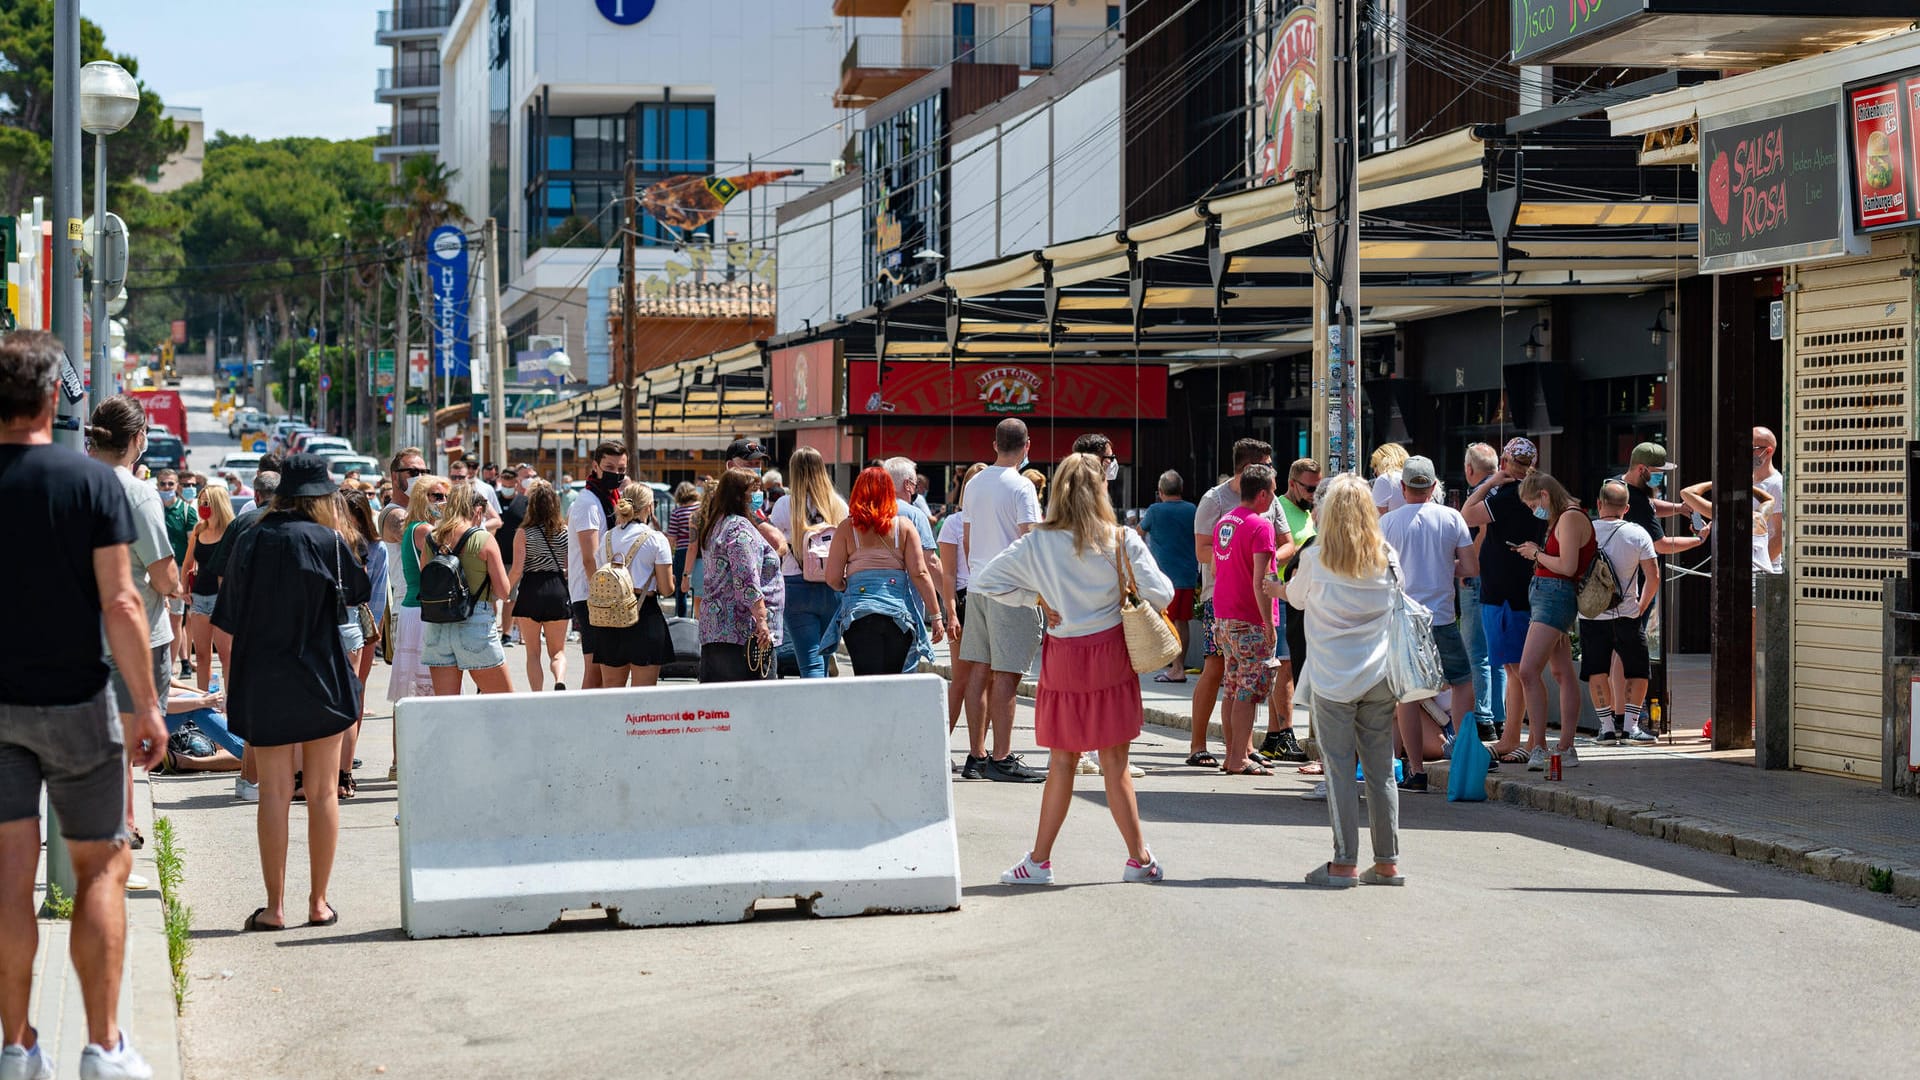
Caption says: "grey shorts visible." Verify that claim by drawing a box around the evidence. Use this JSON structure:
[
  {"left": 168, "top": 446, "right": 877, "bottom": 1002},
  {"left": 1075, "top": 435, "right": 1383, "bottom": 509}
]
[
  {"left": 108, "top": 643, "right": 170, "bottom": 718},
  {"left": 0, "top": 688, "right": 128, "bottom": 842},
  {"left": 957, "top": 595, "right": 1043, "bottom": 675}
]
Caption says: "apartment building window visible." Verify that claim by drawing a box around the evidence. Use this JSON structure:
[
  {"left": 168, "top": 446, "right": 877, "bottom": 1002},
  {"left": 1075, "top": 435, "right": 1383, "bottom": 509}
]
[
  {"left": 863, "top": 91, "right": 946, "bottom": 304},
  {"left": 398, "top": 40, "right": 439, "bottom": 88},
  {"left": 1358, "top": 0, "right": 1402, "bottom": 154},
  {"left": 953, "top": 3, "right": 976, "bottom": 60},
  {"left": 1107, "top": 4, "right": 1121, "bottom": 30},
  {"left": 1029, "top": 3, "right": 1054, "bottom": 68},
  {"left": 526, "top": 101, "right": 716, "bottom": 254},
  {"left": 398, "top": 100, "right": 439, "bottom": 146}
]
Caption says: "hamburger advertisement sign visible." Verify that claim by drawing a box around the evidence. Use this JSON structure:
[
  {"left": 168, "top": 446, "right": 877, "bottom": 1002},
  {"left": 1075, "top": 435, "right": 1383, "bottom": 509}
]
[{"left": 1846, "top": 76, "right": 1920, "bottom": 232}]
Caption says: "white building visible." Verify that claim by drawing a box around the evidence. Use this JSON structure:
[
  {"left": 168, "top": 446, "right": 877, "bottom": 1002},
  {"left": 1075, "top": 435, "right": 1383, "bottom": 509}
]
[
  {"left": 375, "top": 1, "right": 455, "bottom": 167},
  {"left": 438, "top": 0, "right": 860, "bottom": 382}
]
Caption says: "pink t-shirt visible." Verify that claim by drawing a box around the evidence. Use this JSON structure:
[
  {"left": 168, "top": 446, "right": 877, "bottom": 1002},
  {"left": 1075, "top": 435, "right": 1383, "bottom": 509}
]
[{"left": 1211, "top": 505, "right": 1276, "bottom": 624}]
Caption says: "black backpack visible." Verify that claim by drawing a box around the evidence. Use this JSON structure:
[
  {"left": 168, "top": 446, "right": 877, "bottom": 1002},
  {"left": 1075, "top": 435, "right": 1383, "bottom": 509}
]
[{"left": 418, "top": 527, "right": 481, "bottom": 624}]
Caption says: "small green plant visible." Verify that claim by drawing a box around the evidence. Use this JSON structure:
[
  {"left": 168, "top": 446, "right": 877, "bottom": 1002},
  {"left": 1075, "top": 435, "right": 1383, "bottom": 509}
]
[
  {"left": 42, "top": 881, "right": 74, "bottom": 920},
  {"left": 1867, "top": 865, "right": 1895, "bottom": 894},
  {"left": 152, "top": 817, "right": 193, "bottom": 1011}
]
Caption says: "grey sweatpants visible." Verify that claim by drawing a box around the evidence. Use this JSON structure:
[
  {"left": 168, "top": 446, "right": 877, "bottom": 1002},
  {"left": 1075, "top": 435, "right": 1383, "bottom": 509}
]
[{"left": 1314, "top": 678, "right": 1401, "bottom": 866}]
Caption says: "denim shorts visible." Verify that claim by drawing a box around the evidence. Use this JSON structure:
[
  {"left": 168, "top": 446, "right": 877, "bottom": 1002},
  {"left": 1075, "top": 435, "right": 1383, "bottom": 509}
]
[
  {"left": 339, "top": 619, "right": 365, "bottom": 655},
  {"left": 0, "top": 688, "right": 127, "bottom": 842},
  {"left": 189, "top": 592, "right": 218, "bottom": 616},
  {"left": 1272, "top": 602, "right": 1290, "bottom": 660},
  {"left": 421, "top": 601, "right": 505, "bottom": 671},
  {"left": 1529, "top": 577, "right": 1579, "bottom": 635},
  {"left": 1430, "top": 620, "right": 1471, "bottom": 686}
]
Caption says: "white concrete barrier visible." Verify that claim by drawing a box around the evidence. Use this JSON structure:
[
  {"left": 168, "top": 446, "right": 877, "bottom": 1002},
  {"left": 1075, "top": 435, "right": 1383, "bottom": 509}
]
[{"left": 396, "top": 673, "right": 962, "bottom": 939}]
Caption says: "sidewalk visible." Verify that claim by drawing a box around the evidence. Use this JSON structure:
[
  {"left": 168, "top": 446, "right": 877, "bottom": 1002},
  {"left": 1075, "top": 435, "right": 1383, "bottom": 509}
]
[
  {"left": 29, "top": 773, "right": 183, "bottom": 1080},
  {"left": 931, "top": 644, "right": 1920, "bottom": 901}
]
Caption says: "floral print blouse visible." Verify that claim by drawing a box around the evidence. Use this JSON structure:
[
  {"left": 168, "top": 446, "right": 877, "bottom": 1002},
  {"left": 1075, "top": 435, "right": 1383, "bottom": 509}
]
[{"left": 699, "top": 513, "right": 785, "bottom": 647}]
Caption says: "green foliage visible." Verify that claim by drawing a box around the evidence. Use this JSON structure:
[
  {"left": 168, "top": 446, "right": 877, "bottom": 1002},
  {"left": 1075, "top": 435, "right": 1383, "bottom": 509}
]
[
  {"left": 152, "top": 816, "right": 192, "bottom": 1012},
  {"left": 42, "top": 880, "right": 73, "bottom": 920},
  {"left": 1867, "top": 865, "right": 1894, "bottom": 894},
  {"left": 0, "top": 2, "right": 187, "bottom": 211}
]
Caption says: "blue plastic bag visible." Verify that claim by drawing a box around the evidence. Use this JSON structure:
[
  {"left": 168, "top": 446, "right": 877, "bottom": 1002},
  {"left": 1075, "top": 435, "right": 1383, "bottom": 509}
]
[{"left": 1447, "top": 726, "right": 1490, "bottom": 802}]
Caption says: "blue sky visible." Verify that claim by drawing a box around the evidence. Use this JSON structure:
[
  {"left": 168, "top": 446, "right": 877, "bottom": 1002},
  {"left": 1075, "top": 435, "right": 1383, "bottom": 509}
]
[{"left": 87, "top": 0, "right": 388, "bottom": 140}]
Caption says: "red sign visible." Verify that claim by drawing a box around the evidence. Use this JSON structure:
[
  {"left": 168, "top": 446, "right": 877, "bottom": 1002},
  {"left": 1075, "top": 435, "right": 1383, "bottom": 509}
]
[
  {"left": 846, "top": 361, "right": 1166, "bottom": 420},
  {"left": 1848, "top": 81, "right": 1910, "bottom": 229},
  {"left": 1226, "top": 391, "right": 1247, "bottom": 417},
  {"left": 771, "top": 342, "right": 839, "bottom": 421},
  {"left": 170, "top": 319, "right": 187, "bottom": 345},
  {"left": 866, "top": 424, "right": 1134, "bottom": 466},
  {"left": 1254, "top": 9, "right": 1317, "bottom": 185}
]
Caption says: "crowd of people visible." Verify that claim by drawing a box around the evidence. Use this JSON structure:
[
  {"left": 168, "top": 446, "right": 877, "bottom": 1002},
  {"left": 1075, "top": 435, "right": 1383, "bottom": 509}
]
[{"left": 0, "top": 314, "right": 1788, "bottom": 1076}]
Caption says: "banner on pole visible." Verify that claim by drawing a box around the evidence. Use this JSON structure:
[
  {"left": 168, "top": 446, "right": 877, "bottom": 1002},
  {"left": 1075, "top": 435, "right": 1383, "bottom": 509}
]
[{"left": 427, "top": 225, "right": 471, "bottom": 379}]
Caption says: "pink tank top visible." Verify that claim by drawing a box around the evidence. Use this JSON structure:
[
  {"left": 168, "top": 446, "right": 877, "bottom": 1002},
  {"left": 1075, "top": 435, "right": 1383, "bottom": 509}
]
[{"left": 846, "top": 518, "right": 907, "bottom": 574}]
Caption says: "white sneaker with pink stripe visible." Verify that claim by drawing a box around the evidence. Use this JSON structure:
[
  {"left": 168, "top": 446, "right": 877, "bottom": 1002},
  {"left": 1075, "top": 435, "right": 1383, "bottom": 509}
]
[{"left": 1000, "top": 853, "right": 1054, "bottom": 885}]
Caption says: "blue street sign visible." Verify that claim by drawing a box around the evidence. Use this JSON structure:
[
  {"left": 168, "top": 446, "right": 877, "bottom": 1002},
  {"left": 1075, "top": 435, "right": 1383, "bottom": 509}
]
[
  {"left": 595, "top": 0, "right": 655, "bottom": 25},
  {"left": 427, "top": 224, "right": 471, "bottom": 380},
  {"left": 319, "top": 374, "right": 332, "bottom": 392}
]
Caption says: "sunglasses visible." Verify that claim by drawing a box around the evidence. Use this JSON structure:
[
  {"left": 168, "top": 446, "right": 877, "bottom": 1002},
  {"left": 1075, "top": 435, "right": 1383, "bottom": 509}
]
[
  {"left": 398, "top": 467, "right": 427, "bottom": 478},
  {"left": 427, "top": 492, "right": 449, "bottom": 503}
]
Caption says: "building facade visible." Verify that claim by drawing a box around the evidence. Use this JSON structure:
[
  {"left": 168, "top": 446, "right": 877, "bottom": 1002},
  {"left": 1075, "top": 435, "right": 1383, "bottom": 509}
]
[{"left": 376, "top": 0, "right": 456, "bottom": 167}]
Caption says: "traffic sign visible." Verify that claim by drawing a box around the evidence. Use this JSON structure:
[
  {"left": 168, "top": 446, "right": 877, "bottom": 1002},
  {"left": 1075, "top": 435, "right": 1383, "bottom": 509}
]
[{"left": 319, "top": 374, "right": 332, "bottom": 392}]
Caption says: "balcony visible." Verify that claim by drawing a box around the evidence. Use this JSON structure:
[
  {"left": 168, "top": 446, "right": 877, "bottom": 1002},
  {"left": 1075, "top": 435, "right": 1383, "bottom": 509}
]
[
  {"left": 376, "top": 1, "right": 455, "bottom": 42},
  {"left": 831, "top": 0, "right": 909, "bottom": 15},
  {"left": 376, "top": 66, "right": 441, "bottom": 102},
  {"left": 836, "top": 32, "right": 1110, "bottom": 108}
]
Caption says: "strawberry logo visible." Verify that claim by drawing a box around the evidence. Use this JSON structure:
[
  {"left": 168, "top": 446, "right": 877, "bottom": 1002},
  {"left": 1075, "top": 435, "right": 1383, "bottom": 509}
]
[{"left": 1707, "top": 151, "right": 1731, "bottom": 226}]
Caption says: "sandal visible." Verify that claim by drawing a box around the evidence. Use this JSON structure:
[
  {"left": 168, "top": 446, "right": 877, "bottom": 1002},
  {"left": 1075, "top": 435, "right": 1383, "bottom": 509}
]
[
  {"left": 306, "top": 905, "right": 339, "bottom": 928},
  {"left": 1298, "top": 761, "right": 1325, "bottom": 776},
  {"left": 243, "top": 907, "right": 285, "bottom": 932},
  {"left": 1222, "top": 761, "right": 1273, "bottom": 776},
  {"left": 338, "top": 771, "right": 357, "bottom": 799},
  {"left": 1495, "top": 747, "right": 1530, "bottom": 765},
  {"left": 1153, "top": 672, "right": 1188, "bottom": 683},
  {"left": 1184, "top": 751, "right": 1219, "bottom": 768}
]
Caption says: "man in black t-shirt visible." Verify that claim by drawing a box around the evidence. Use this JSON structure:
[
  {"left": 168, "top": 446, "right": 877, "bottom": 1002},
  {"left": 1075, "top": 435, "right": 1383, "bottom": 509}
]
[
  {"left": 0, "top": 330, "right": 167, "bottom": 1077},
  {"left": 496, "top": 465, "right": 531, "bottom": 644},
  {"left": 1462, "top": 437, "right": 1547, "bottom": 762}
]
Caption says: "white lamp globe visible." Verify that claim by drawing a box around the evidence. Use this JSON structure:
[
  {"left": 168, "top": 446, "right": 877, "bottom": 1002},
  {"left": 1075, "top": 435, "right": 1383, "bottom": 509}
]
[{"left": 79, "top": 61, "right": 141, "bottom": 135}]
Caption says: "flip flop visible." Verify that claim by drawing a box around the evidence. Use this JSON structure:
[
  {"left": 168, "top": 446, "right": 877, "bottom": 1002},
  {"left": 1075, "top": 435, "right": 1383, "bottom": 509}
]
[
  {"left": 306, "top": 906, "right": 338, "bottom": 928},
  {"left": 243, "top": 907, "right": 285, "bottom": 932},
  {"left": 1298, "top": 761, "right": 1325, "bottom": 776},
  {"left": 1360, "top": 868, "right": 1406, "bottom": 886},
  {"left": 1222, "top": 761, "right": 1273, "bottom": 776},
  {"left": 1152, "top": 673, "right": 1187, "bottom": 683},
  {"left": 1304, "top": 863, "right": 1359, "bottom": 889},
  {"left": 1184, "top": 751, "right": 1219, "bottom": 768}
]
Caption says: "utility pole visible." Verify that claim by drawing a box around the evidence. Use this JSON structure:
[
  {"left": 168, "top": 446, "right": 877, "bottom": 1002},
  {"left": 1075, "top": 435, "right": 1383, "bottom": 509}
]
[
  {"left": 1308, "top": 0, "right": 1361, "bottom": 475},
  {"left": 396, "top": 252, "right": 409, "bottom": 460},
  {"left": 620, "top": 156, "right": 638, "bottom": 454},
  {"left": 484, "top": 217, "right": 507, "bottom": 474},
  {"left": 317, "top": 252, "right": 328, "bottom": 433},
  {"left": 50, "top": 0, "right": 82, "bottom": 449}
]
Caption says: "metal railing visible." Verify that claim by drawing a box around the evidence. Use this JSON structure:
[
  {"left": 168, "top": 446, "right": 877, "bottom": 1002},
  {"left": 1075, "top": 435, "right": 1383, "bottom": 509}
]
[
  {"left": 377, "top": 66, "right": 441, "bottom": 91},
  {"left": 841, "top": 32, "right": 1110, "bottom": 77},
  {"left": 377, "top": 1, "right": 455, "bottom": 34},
  {"left": 387, "top": 122, "right": 441, "bottom": 146}
]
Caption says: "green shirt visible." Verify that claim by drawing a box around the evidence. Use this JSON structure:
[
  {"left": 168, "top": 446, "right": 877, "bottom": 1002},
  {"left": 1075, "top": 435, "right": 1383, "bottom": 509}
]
[
  {"left": 1276, "top": 494, "right": 1315, "bottom": 578},
  {"left": 163, "top": 496, "right": 196, "bottom": 564}
]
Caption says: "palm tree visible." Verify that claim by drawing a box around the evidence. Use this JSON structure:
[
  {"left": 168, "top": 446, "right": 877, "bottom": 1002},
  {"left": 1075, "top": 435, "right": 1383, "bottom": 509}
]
[{"left": 385, "top": 156, "right": 468, "bottom": 444}]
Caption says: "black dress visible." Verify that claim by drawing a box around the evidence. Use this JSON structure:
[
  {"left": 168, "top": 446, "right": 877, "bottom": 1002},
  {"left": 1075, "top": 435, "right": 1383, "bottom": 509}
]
[{"left": 212, "top": 513, "right": 372, "bottom": 747}]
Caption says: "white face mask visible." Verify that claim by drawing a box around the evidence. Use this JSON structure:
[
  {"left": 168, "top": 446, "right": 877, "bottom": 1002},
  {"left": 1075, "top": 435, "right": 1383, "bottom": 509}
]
[{"left": 1105, "top": 458, "right": 1120, "bottom": 482}]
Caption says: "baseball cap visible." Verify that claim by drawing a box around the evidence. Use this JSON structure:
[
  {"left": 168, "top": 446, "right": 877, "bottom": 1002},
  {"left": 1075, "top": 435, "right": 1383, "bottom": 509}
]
[
  {"left": 1501, "top": 437, "right": 1538, "bottom": 464},
  {"left": 1401, "top": 455, "right": 1437, "bottom": 490},
  {"left": 1630, "top": 441, "right": 1676, "bottom": 470},
  {"left": 725, "top": 438, "right": 770, "bottom": 462}
]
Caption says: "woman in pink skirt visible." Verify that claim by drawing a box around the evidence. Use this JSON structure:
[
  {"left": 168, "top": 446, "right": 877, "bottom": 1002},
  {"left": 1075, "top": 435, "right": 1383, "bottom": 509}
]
[{"left": 970, "top": 453, "right": 1175, "bottom": 885}]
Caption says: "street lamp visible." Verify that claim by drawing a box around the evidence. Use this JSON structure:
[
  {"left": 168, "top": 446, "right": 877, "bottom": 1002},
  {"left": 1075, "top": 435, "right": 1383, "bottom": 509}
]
[{"left": 81, "top": 60, "right": 139, "bottom": 411}]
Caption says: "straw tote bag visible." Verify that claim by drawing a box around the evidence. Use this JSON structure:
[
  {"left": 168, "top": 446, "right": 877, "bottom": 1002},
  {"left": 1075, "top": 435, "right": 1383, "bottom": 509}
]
[{"left": 1114, "top": 528, "right": 1182, "bottom": 674}]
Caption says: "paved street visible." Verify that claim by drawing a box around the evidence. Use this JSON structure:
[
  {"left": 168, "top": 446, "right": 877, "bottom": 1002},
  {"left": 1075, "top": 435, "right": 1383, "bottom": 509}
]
[{"left": 148, "top": 379, "right": 1920, "bottom": 1078}]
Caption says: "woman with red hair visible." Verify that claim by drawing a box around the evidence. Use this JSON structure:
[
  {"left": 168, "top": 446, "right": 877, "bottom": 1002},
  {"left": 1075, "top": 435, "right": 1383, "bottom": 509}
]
[{"left": 818, "top": 467, "right": 945, "bottom": 674}]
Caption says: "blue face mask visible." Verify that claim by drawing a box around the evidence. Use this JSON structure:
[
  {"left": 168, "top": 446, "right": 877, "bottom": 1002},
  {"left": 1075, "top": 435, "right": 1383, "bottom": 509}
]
[
  {"left": 1532, "top": 505, "right": 1550, "bottom": 521},
  {"left": 1017, "top": 457, "right": 1030, "bottom": 471},
  {"left": 159, "top": 489, "right": 177, "bottom": 505},
  {"left": 1648, "top": 471, "right": 1665, "bottom": 489},
  {"left": 750, "top": 491, "right": 765, "bottom": 513},
  {"left": 181, "top": 486, "right": 197, "bottom": 501}
]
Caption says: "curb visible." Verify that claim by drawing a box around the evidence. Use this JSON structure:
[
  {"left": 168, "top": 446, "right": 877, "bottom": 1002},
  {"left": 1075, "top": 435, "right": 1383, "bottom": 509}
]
[
  {"left": 929, "top": 661, "right": 1920, "bottom": 902},
  {"left": 128, "top": 772, "right": 184, "bottom": 1080},
  {"left": 1426, "top": 759, "right": 1920, "bottom": 902}
]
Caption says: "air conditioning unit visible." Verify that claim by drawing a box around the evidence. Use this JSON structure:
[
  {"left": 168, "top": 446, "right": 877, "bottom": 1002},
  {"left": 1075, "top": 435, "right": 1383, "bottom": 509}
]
[{"left": 830, "top": 158, "right": 848, "bottom": 179}]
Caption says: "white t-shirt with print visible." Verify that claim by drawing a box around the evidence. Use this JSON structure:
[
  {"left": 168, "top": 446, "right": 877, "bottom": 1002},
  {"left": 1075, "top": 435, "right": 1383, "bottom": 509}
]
[
  {"left": 565, "top": 493, "right": 608, "bottom": 602},
  {"left": 963, "top": 466, "right": 1040, "bottom": 569},
  {"left": 1589, "top": 517, "right": 1658, "bottom": 620}
]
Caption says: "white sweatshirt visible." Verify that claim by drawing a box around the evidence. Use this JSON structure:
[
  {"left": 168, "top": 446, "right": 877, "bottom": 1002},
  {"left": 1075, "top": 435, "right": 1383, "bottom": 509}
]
[{"left": 971, "top": 527, "right": 1175, "bottom": 639}]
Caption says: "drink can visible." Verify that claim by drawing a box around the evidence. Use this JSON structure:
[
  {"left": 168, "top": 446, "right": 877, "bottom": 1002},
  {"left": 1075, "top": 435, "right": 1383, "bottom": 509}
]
[{"left": 1548, "top": 752, "right": 1563, "bottom": 781}]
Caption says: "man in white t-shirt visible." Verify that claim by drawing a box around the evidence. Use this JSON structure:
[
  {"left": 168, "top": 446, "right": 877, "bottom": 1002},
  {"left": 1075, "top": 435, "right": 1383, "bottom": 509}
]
[
  {"left": 1580, "top": 480, "right": 1662, "bottom": 743},
  {"left": 1753, "top": 426, "right": 1784, "bottom": 574},
  {"left": 1189, "top": 438, "right": 1291, "bottom": 767},
  {"left": 564, "top": 439, "right": 626, "bottom": 690},
  {"left": 957, "top": 419, "right": 1045, "bottom": 783},
  {"left": 449, "top": 457, "right": 502, "bottom": 527},
  {"left": 1377, "top": 455, "right": 1477, "bottom": 793}
]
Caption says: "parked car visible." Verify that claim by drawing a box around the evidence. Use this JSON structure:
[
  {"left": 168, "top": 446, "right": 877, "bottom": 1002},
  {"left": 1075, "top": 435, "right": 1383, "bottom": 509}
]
[
  {"left": 326, "top": 456, "right": 382, "bottom": 484},
  {"left": 216, "top": 451, "right": 263, "bottom": 489},
  {"left": 270, "top": 420, "right": 311, "bottom": 451},
  {"left": 139, "top": 433, "right": 188, "bottom": 472},
  {"left": 227, "top": 407, "right": 265, "bottom": 438},
  {"left": 303, "top": 435, "right": 353, "bottom": 456}
]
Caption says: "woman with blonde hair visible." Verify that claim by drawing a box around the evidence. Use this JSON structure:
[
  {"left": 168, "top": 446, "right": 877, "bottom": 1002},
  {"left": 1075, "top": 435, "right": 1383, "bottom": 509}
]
[
  {"left": 939, "top": 462, "right": 988, "bottom": 735},
  {"left": 387, "top": 473, "right": 449, "bottom": 705},
  {"left": 594, "top": 480, "right": 676, "bottom": 687},
  {"left": 1370, "top": 442, "right": 1409, "bottom": 515},
  {"left": 769, "top": 447, "right": 849, "bottom": 678},
  {"left": 507, "top": 480, "right": 574, "bottom": 690},
  {"left": 1513, "top": 471, "right": 1595, "bottom": 770},
  {"left": 973, "top": 453, "right": 1173, "bottom": 886},
  {"left": 413, "top": 482, "right": 513, "bottom": 694},
  {"left": 1284, "top": 473, "right": 1403, "bottom": 887},
  {"left": 183, "top": 484, "right": 237, "bottom": 690},
  {"left": 1023, "top": 467, "right": 1048, "bottom": 508}
]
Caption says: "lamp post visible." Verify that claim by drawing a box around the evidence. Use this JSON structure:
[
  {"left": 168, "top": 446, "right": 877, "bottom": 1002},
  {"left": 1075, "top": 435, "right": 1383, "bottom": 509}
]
[{"left": 80, "top": 60, "right": 140, "bottom": 413}]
